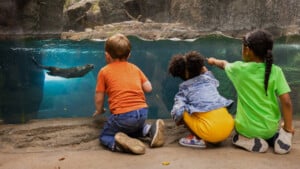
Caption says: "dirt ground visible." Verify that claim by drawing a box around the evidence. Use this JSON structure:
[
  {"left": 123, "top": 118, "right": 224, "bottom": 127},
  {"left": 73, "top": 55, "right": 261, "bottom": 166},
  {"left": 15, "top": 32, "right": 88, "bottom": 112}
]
[{"left": 0, "top": 118, "right": 299, "bottom": 169}]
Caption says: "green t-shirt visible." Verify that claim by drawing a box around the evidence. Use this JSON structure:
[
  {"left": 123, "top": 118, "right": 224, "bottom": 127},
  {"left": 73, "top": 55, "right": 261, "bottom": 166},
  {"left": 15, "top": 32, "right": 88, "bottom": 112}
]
[{"left": 225, "top": 61, "right": 290, "bottom": 139}]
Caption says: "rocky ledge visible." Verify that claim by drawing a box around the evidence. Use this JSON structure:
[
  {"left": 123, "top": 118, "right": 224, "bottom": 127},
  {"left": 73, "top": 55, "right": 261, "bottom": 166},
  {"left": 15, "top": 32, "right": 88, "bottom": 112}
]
[
  {"left": 0, "top": 117, "right": 188, "bottom": 153},
  {"left": 1, "top": 117, "right": 300, "bottom": 153},
  {"left": 61, "top": 21, "right": 211, "bottom": 41},
  {"left": 61, "top": 21, "right": 300, "bottom": 41}
]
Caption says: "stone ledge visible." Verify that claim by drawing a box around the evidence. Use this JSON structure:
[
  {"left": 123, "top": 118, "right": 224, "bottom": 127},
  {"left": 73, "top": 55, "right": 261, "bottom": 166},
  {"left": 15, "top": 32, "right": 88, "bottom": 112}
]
[
  {"left": 61, "top": 21, "right": 300, "bottom": 41},
  {"left": 1, "top": 117, "right": 299, "bottom": 153}
]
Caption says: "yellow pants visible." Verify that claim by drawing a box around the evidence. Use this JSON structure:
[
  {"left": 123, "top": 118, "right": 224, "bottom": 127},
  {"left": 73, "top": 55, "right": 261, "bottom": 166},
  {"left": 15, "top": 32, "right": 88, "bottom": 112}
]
[{"left": 183, "top": 107, "right": 234, "bottom": 143}]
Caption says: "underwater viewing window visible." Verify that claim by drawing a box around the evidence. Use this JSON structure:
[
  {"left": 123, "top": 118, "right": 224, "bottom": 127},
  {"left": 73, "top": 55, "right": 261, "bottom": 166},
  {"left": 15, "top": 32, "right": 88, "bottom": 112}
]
[{"left": 0, "top": 35, "right": 300, "bottom": 123}]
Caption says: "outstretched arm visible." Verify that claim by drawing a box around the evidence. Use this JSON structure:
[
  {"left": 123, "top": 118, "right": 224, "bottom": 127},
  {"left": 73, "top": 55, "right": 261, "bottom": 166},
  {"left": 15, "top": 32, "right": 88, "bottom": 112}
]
[
  {"left": 207, "top": 57, "right": 229, "bottom": 69},
  {"left": 279, "top": 93, "right": 295, "bottom": 134},
  {"left": 93, "top": 92, "right": 106, "bottom": 117},
  {"left": 142, "top": 81, "right": 152, "bottom": 93},
  {"left": 171, "top": 90, "right": 187, "bottom": 126}
]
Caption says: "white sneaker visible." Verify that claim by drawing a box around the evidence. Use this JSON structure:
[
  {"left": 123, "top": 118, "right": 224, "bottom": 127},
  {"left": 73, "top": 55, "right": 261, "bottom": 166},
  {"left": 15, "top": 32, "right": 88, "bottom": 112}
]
[
  {"left": 274, "top": 128, "right": 293, "bottom": 154},
  {"left": 179, "top": 134, "right": 206, "bottom": 148},
  {"left": 232, "top": 134, "right": 269, "bottom": 153}
]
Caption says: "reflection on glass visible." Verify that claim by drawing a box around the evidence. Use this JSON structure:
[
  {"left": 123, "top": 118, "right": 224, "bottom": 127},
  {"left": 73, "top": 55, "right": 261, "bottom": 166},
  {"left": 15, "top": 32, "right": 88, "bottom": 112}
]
[{"left": 0, "top": 35, "right": 299, "bottom": 123}]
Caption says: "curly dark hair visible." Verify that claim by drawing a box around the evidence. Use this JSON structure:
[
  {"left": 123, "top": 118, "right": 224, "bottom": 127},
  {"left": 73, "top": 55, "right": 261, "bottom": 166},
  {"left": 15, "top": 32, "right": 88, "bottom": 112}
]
[
  {"left": 168, "top": 51, "right": 205, "bottom": 81},
  {"left": 243, "top": 29, "right": 273, "bottom": 95}
]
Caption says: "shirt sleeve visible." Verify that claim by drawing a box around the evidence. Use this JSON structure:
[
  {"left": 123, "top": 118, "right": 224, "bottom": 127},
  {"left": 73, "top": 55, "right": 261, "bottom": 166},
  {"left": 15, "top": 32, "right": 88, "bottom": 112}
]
[
  {"left": 275, "top": 68, "right": 291, "bottom": 96},
  {"left": 224, "top": 61, "right": 244, "bottom": 85},
  {"left": 138, "top": 68, "right": 149, "bottom": 84},
  {"left": 170, "top": 89, "right": 187, "bottom": 123},
  {"left": 205, "top": 71, "right": 219, "bottom": 87},
  {"left": 225, "top": 62, "right": 236, "bottom": 78}
]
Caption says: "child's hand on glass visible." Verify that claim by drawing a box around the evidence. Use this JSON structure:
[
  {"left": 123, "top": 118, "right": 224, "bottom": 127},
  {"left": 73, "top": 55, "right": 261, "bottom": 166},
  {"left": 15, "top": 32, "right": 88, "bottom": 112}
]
[
  {"left": 207, "top": 57, "right": 216, "bottom": 65},
  {"left": 93, "top": 108, "right": 106, "bottom": 117}
]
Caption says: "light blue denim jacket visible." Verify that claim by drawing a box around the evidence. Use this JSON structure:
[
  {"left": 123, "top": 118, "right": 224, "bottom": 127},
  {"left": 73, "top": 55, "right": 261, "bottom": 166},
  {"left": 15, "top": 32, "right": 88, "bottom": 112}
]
[{"left": 170, "top": 71, "right": 233, "bottom": 123}]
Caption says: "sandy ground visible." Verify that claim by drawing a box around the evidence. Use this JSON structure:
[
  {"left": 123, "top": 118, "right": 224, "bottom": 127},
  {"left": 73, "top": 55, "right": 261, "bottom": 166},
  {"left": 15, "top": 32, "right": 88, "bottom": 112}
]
[{"left": 0, "top": 118, "right": 299, "bottom": 169}]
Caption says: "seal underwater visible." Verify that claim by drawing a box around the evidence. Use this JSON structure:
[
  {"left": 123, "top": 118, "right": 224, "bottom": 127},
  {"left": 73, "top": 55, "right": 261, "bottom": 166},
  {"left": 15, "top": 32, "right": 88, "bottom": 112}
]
[{"left": 32, "top": 57, "right": 95, "bottom": 78}]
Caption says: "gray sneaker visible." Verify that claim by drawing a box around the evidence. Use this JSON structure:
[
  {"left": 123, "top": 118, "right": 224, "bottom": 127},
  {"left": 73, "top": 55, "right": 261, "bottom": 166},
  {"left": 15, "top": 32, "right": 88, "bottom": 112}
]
[
  {"left": 149, "top": 119, "right": 165, "bottom": 147},
  {"left": 114, "top": 132, "right": 146, "bottom": 155},
  {"left": 232, "top": 134, "right": 269, "bottom": 153},
  {"left": 274, "top": 128, "right": 293, "bottom": 154}
]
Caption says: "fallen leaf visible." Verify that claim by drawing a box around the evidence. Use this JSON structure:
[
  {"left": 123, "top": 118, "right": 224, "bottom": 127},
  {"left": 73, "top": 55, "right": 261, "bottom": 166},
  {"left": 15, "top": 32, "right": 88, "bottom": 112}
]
[
  {"left": 162, "top": 161, "right": 170, "bottom": 165},
  {"left": 59, "top": 157, "right": 65, "bottom": 161}
]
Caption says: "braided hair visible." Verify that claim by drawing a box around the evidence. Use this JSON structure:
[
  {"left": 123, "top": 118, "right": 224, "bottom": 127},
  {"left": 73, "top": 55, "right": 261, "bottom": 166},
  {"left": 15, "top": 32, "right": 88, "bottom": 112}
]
[
  {"left": 168, "top": 51, "right": 205, "bottom": 81},
  {"left": 243, "top": 29, "right": 274, "bottom": 96}
]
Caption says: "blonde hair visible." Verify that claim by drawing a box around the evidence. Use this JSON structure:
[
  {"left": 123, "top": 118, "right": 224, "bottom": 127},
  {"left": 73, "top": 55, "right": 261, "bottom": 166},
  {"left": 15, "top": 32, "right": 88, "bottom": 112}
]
[{"left": 105, "top": 33, "right": 131, "bottom": 59}]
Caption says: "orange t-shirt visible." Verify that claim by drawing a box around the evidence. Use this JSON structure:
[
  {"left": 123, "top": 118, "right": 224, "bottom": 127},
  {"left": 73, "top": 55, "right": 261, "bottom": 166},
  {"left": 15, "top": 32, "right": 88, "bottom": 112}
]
[{"left": 95, "top": 61, "right": 149, "bottom": 114}]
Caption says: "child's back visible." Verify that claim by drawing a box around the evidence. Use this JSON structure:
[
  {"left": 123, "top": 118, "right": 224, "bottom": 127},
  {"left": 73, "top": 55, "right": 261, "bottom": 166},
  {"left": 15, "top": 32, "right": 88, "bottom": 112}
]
[
  {"left": 208, "top": 29, "right": 294, "bottom": 154},
  {"left": 94, "top": 33, "right": 165, "bottom": 155}
]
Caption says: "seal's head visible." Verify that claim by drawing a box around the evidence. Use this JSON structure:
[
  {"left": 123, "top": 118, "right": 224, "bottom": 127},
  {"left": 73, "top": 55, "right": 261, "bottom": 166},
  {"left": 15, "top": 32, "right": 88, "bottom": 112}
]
[{"left": 86, "top": 64, "right": 95, "bottom": 70}]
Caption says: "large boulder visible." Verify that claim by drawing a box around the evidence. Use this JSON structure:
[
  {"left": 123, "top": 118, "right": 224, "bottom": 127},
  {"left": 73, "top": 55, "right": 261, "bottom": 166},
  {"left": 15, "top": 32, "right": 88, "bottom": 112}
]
[{"left": 64, "top": 0, "right": 101, "bottom": 31}]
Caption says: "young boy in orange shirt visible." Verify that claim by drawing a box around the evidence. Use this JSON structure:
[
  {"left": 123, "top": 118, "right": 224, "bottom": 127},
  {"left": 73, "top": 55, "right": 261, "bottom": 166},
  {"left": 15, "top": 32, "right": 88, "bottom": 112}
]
[{"left": 93, "top": 33, "right": 165, "bottom": 155}]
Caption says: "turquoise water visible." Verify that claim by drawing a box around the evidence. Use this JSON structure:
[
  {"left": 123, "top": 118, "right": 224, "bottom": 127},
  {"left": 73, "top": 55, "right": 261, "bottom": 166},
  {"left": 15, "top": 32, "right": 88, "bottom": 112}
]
[{"left": 0, "top": 35, "right": 300, "bottom": 123}]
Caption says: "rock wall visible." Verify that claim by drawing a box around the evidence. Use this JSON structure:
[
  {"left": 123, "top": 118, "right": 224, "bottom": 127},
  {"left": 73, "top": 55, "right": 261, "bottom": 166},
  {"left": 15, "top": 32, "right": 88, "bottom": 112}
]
[
  {"left": 0, "top": 0, "right": 299, "bottom": 39},
  {"left": 65, "top": 0, "right": 300, "bottom": 37},
  {"left": 170, "top": 0, "right": 300, "bottom": 36},
  {"left": 0, "top": 0, "right": 65, "bottom": 38}
]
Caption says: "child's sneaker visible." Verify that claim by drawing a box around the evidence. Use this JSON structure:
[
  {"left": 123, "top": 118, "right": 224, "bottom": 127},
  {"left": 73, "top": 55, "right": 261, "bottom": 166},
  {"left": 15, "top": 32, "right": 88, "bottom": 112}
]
[
  {"left": 149, "top": 119, "right": 165, "bottom": 147},
  {"left": 232, "top": 134, "right": 268, "bottom": 153},
  {"left": 114, "top": 132, "right": 146, "bottom": 155},
  {"left": 179, "top": 134, "right": 206, "bottom": 148},
  {"left": 274, "top": 128, "right": 292, "bottom": 154}
]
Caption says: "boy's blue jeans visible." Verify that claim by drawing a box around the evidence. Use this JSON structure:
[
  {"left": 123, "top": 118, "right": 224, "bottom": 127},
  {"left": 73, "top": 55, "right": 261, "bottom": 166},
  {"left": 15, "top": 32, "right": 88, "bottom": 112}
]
[{"left": 99, "top": 108, "right": 148, "bottom": 151}]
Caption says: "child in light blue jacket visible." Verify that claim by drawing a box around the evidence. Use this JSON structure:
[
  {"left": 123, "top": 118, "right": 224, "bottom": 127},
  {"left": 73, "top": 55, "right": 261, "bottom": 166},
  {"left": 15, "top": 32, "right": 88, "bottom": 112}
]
[{"left": 169, "top": 51, "right": 234, "bottom": 148}]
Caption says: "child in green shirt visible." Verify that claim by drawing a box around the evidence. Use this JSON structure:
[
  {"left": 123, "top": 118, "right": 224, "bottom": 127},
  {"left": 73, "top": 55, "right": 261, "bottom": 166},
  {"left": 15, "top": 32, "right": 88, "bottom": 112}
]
[{"left": 208, "top": 29, "right": 294, "bottom": 154}]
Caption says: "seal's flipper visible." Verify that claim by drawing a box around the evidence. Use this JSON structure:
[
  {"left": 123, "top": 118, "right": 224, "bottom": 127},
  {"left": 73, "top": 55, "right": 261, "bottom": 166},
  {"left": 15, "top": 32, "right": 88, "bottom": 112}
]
[
  {"left": 31, "top": 57, "right": 50, "bottom": 70},
  {"left": 32, "top": 57, "right": 42, "bottom": 68}
]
